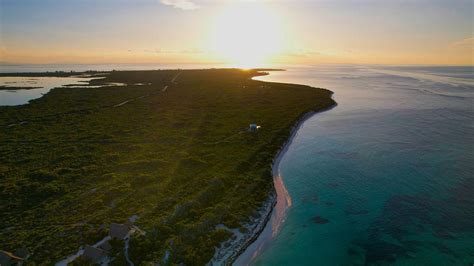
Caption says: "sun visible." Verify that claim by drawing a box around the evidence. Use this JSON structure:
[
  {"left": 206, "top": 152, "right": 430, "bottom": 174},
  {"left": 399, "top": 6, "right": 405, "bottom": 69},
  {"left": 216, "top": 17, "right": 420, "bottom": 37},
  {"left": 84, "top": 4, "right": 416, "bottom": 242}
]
[{"left": 209, "top": 3, "right": 284, "bottom": 69}]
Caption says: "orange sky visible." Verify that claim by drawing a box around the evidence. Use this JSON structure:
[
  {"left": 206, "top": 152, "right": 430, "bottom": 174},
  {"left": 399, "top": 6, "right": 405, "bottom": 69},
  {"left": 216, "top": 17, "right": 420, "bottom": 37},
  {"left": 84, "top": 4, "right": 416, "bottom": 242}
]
[{"left": 1, "top": 0, "right": 473, "bottom": 66}]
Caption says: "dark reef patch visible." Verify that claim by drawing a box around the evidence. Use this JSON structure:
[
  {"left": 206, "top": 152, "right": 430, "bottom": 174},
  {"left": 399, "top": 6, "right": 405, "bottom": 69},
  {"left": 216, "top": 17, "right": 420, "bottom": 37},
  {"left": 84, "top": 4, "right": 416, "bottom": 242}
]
[
  {"left": 362, "top": 239, "right": 409, "bottom": 265},
  {"left": 349, "top": 180, "right": 474, "bottom": 265},
  {"left": 311, "top": 216, "right": 330, "bottom": 224}
]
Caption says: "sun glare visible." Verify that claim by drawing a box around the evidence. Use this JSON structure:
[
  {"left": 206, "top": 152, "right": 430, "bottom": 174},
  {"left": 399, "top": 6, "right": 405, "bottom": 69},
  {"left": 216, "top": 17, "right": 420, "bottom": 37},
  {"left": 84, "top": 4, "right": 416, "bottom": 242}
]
[{"left": 209, "top": 4, "right": 283, "bottom": 69}]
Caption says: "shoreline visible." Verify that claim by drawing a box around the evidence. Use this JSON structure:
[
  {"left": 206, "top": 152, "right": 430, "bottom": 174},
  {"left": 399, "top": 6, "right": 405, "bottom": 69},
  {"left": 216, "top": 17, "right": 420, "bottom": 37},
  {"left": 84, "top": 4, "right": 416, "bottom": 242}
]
[
  {"left": 210, "top": 97, "right": 336, "bottom": 265},
  {"left": 1, "top": 69, "right": 336, "bottom": 264}
]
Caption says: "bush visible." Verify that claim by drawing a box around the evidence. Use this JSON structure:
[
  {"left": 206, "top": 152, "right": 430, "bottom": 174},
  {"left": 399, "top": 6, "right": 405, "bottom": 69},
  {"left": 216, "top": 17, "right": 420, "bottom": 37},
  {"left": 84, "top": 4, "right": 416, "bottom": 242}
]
[{"left": 26, "top": 170, "right": 59, "bottom": 182}]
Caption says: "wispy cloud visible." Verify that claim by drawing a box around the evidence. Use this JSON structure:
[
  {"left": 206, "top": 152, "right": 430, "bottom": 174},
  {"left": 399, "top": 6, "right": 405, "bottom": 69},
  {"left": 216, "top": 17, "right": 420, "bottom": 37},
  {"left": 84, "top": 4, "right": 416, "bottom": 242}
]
[
  {"left": 282, "top": 48, "right": 357, "bottom": 58},
  {"left": 143, "top": 48, "right": 203, "bottom": 54},
  {"left": 160, "top": 0, "right": 200, "bottom": 10},
  {"left": 450, "top": 37, "right": 474, "bottom": 48}
]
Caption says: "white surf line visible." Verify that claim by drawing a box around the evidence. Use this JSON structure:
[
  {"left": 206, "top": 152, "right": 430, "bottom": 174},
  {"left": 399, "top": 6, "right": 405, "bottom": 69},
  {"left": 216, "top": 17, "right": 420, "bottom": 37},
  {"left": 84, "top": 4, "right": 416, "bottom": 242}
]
[{"left": 367, "top": 68, "right": 474, "bottom": 87}]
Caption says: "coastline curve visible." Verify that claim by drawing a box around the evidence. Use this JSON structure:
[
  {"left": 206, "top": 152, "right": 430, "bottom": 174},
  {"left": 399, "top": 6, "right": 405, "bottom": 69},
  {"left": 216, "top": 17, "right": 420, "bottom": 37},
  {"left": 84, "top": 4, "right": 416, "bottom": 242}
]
[{"left": 210, "top": 70, "right": 337, "bottom": 265}]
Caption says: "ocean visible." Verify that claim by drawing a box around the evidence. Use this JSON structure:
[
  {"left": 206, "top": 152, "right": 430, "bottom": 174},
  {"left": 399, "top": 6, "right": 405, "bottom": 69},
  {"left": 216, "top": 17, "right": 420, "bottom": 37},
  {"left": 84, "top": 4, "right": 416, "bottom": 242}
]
[{"left": 248, "top": 65, "right": 474, "bottom": 265}]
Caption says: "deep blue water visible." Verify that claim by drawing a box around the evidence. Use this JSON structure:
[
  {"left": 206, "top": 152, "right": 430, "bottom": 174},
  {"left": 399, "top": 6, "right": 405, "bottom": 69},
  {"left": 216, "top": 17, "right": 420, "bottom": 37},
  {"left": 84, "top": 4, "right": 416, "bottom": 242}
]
[{"left": 251, "top": 66, "right": 474, "bottom": 265}]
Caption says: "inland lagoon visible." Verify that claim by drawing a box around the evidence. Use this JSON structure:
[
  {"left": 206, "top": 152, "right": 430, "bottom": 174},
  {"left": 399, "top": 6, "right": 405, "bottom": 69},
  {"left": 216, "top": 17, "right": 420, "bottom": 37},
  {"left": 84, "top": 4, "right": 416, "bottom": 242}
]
[
  {"left": 0, "top": 72, "right": 130, "bottom": 106},
  {"left": 0, "top": 76, "right": 100, "bottom": 106}
]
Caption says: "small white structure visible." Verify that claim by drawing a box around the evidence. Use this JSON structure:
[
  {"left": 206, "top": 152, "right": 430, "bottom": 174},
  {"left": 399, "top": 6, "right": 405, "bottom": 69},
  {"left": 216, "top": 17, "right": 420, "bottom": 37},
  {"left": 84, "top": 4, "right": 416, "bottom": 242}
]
[{"left": 249, "top": 124, "right": 260, "bottom": 132}]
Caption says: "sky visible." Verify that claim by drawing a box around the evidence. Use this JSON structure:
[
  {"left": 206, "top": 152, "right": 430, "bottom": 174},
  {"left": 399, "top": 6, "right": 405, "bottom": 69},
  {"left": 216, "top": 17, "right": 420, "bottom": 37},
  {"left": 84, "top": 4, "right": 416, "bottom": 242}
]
[{"left": 0, "top": 0, "right": 473, "bottom": 66}]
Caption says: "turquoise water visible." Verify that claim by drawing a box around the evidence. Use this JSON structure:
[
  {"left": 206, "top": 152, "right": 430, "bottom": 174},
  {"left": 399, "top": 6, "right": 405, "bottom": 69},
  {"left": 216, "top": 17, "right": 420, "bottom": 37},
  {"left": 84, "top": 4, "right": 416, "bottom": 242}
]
[{"left": 251, "top": 66, "right": 474, "bottom": 265}]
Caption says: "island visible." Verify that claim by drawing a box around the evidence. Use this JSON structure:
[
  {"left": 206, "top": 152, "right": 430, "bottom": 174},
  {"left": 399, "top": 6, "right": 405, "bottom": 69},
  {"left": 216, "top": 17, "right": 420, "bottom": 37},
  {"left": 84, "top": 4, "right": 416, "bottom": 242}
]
[{"left": 0, "top": 69, "right": 335, "bottom": 265}]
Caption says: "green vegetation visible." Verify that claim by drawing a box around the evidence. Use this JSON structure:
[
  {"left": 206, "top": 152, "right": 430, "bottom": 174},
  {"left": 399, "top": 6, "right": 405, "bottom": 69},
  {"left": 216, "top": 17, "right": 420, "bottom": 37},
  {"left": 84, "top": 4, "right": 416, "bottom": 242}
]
[{"left": 0, "top": 69, "right": 335, "bottom": 265}]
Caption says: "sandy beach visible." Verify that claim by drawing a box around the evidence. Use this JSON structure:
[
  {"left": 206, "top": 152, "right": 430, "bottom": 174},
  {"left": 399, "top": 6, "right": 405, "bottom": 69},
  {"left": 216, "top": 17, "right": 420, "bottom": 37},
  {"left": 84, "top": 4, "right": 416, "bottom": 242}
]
[{"left": 210, "top": 95, "right": 336, "bottom": 265}]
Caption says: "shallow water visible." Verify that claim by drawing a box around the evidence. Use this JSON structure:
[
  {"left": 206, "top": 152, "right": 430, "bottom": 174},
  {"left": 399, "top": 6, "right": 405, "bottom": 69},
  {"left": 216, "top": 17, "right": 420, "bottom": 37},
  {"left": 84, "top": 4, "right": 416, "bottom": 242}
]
[
  {"left": 0, "top": 63, "right": 229, "bottom": 106},
  {"left": 249, "top": 66, "right": 474, "bottom": 265},
  {"left": 0, "top": 76, "right": 128, "bottom": 106},
  {"left": 0, "top": 76, "right": 101, "bottom": 106}
]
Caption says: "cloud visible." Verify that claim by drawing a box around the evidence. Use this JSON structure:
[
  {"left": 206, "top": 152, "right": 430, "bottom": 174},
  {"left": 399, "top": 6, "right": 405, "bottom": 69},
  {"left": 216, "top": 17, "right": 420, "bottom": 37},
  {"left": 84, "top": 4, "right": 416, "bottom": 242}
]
[
  {"left": 160, "top": 0, "right": 200, "bottom": 10},
  {"left": 450, "top": 37, "right": 474, "bottom": 48},
  {"left": 282, "top": 48, "right": 358, "bottom": 59},
  {"left": 143, "top": 48, "right": 204, "bottom": 54}
]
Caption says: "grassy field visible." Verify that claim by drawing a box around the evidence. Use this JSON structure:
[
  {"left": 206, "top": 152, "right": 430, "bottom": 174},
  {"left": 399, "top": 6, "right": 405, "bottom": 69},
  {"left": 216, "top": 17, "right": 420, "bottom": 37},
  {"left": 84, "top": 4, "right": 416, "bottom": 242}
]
[{"left": 0, "top": 69, "right": 335, "bottom": 265}]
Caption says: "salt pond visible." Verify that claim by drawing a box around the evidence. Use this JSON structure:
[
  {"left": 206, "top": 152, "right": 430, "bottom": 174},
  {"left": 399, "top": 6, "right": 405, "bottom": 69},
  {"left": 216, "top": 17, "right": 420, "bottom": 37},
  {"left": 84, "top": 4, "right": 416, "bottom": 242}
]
[{"left": 0, "top": 76, "right": 125, "bottom": 106}]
